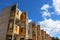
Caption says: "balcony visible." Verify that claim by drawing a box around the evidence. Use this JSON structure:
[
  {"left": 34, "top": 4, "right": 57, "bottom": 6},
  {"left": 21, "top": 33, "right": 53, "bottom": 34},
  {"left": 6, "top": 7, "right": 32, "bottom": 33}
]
[
  {"left": 10, "top": 9, "right": 22, "bottom": 21},
  {"left": 16, "top": 9, "right": 22, "bottom": 21},
  {"left": 20, "top": 28, "right": 26, "bottom": 36},
  {"left": 7, "top": 29, "right": 13, "bottom": 35},
  {"left": 10, "top": 10, "right": 15, "bottom": 20},
  {"left": 7, "top": 22, "right": 13, "bottom": 35},
  {"left": 7, "top": 23, "right": 20, "bottom": 35},
  {"left": 14, "top": 24, "right": 20, "bottom": 35}
]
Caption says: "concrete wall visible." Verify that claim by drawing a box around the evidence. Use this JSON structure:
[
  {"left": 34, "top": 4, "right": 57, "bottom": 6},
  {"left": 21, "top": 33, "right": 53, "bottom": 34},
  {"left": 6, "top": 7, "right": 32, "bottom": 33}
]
[
  {"left": 28, "top": 23, "right": 32, "bottom": 39},
  {"left": 0, "top": 6, "right": 11, "bottom": 40},
  {"left": 41, "top": 30, "right": 46, "bottom": 40}
]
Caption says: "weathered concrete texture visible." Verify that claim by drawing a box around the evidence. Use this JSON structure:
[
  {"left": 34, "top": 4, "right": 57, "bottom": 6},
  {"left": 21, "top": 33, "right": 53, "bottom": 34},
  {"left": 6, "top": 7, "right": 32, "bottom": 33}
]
[
  {"left": 0, "top": 6, "right": 11, "bottom": 40},
  {"left": 28, "top": 23, "right": 33, "bottom": 39}
]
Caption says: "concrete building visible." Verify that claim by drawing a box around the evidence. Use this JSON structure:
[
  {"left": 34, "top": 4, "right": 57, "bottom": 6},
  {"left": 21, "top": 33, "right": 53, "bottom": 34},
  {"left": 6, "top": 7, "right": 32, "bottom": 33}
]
[
  {"left": 5, "top": 4, "right": 22, "bottom": 40},
  {"left": 28, "top": 22, "right": 37, "bottom": 40},
  {"left": 41, "top": 30, "right": 47, "bottom": 40},
  {"left": 46, "top": 34, "right": 52, "bottom": 40},
  {"left": 37, "top": 25, "right": 42, "bottom": 40},
  {"left": 0, "top": 4, "right": 18, "bottom": 40},
  {"left": 0, "top": 4, "right": 52, "bottom": 40},
  {"left": 32, "top": 22, "right": 37, "bottom": 40},
  {"left": 28, "top": 22, "right": 33, "bottom": 40},
  {"left": 20, "top": 12, "right": 29, "bottom": 40},
  {"left": 41, "top": 30, "right": 52, "bottom": 40},
  {"left": 0, "top": 4, "right": 28, "bottom": 40}
]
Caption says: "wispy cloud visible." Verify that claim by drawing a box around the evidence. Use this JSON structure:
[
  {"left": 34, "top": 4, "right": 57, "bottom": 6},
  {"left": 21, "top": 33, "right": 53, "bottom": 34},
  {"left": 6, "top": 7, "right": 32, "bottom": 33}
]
[
  {"left": 42, "top": 11, "right": 51, "bottom": 17},
  {"left": 41, "top": 4, "right": 51, "bottom": 19},
  {"left": 28, "top": 19, "right": 32, "bottom": 23}
]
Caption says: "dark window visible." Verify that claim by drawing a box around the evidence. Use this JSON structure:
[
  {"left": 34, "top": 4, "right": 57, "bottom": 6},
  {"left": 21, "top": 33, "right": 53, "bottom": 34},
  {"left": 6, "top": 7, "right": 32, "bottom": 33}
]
[
  {"left": 20, "top": 38, "right": 24, "bottom": 40},
  {"left": 8, "top": 22, "right": 13, "bottom": 32},
  {"left": 21, "top": 28, "right": 23, "bottom": 32},
  {"left": 28, "top": 30, "right": 30, "bottom": 34},
  {"left": 11, "top": 4, "right": 16, "bottom": 11},
  {"left": 32, "top": 23, "right": 35, "bottom": 26},
  {"left": 6, "top": 35, "right": 12, "bottom": 40},
  {"left": 28, "top": 39, "right": 32, "bottom": 40}
]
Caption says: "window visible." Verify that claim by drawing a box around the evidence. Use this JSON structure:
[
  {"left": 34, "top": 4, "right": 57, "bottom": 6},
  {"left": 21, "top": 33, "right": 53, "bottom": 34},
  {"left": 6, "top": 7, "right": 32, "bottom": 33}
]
[
  {"left": 20, "top": 38, "right": 24, "bottom": 40},
  {"left": 21, "top": 22, "right": 25, "bottom": 28},
  {"left": 9, "top": 22, "right": 13, "bottom": 29},
  {"left": 28, "top": 30, "right": 30, "bottom": 34},
  {"left": 28, "top": 39, "right": 32, "bottom": 40},
  {"left": 14, "top": 25, "right": 19, "bottom": 34},
  {"left": 6, "top": 35, "right": 12, "bottom": 40},
  {"left": 9, "top": 37, "right": 11, "bottom": 40},
  {"left": 21, "top": 28, "right": 23, "bottom": 32}
]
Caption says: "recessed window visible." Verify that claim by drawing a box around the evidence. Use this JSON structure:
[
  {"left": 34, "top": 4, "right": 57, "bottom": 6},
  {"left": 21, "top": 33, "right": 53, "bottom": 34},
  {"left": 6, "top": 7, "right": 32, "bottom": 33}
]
[
  {"left": 17, "top": 10, "right": 19, "bottom": 15},
  {"left": 20, "top": 38, "right": 24, "bottom": 40},
  {"left": 9, "top": 22, "right": 13, "bottom": 29}
]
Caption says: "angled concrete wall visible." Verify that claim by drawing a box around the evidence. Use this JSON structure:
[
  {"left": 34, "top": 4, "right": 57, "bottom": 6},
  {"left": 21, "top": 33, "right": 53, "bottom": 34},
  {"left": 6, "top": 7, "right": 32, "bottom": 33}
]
[{"left": 0, "top": 6, "right": 11, "bottom": 40}]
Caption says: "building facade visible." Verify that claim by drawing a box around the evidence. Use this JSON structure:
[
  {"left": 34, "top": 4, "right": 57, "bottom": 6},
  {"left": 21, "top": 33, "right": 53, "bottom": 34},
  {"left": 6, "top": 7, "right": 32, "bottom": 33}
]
[
  {"left": 0, "top": 5, "right": 12, "bottom": 40},
  {"left": 6, "top": 4, "right": 22, "bottom": 40},
  {"left": 0, "top": 4, "right": 52, "bottom": 40},
  {"left": 41, "top": 30, "right": 46, "bottom": 40},
  {"left": 37, "top": 25, "right": 42, "bottom": 40}
]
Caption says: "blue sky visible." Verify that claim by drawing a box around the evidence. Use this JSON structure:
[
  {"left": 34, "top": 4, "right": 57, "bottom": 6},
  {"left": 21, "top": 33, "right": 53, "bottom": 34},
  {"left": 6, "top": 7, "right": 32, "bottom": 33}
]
[
  {"left": 0, "top": 0, "right": 52, "bottom": 22},
  {"left": 0, "top": 0, "right": 60, "bottom": 38}
]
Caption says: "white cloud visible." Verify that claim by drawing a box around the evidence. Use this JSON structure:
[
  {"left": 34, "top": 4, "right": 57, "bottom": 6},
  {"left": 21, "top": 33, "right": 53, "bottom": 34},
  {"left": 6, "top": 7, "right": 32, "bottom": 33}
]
[
  {"left": 41, "top": 4, "right": 51, "bottom": 18},
  {"left": 53, "top": 0, "right": 60, "bottom": 15},
  {"left": 40, "top": 0, "right": 60, "bottom": 38},
  {"left": 28, "top": 19, "right": 32, "bottom": 23},
  {"left": 41, "top": 4, "right": 49, "bottom": 10},
  {"left": 41, "top": 4, "right": 50, "bottom": 11},
  {"left": 42, "top": 11, "right": 51, "bottom": 17},
  {"left": 41, "top": 0, "right": 60, "bottom": 16},
  {"left": 38, "top": 18, "right": 60, "bottom": 37}
]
